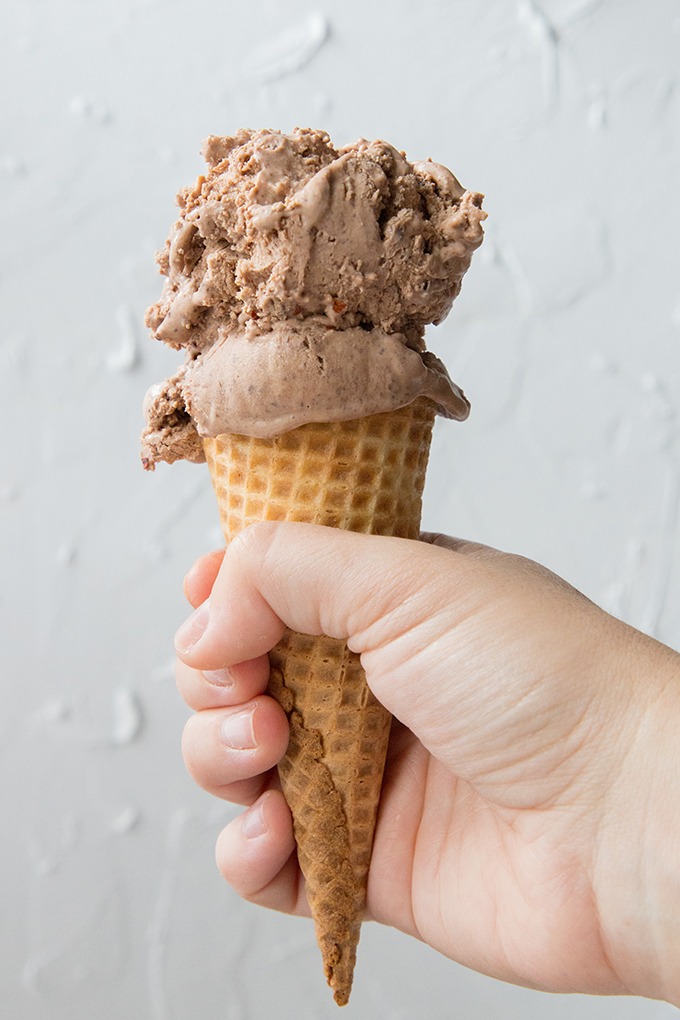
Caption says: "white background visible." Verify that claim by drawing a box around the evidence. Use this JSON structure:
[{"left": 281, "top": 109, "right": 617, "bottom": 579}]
[{"left": 2, "top": 1, "right": 679, "bottom": 1017}]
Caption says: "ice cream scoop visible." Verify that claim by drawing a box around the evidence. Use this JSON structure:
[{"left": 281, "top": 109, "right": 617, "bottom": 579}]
[{"left": 141, "top": 127, "right": 484, "bottom": 467}]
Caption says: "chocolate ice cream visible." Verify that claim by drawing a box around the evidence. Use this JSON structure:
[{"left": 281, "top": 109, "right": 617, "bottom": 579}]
[{"left": 141, "top": 128, "right": 485, "bottom": 467}]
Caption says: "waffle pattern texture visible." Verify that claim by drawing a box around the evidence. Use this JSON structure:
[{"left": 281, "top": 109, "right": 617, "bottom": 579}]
[{"left": 202, "top": 397, "right": 435, "bottom": 1005}]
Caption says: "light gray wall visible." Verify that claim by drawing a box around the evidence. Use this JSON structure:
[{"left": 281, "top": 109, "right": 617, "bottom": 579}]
[{"left": 2, "top": 1, "right": 679, "bottom": 1017}]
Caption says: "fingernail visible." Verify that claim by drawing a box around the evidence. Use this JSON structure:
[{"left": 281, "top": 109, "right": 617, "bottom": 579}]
[
  {"left": 220, "top": 707, "right": 257, "bottom": 750},
  {"left": 204, "top": 668, "right": 234, "bottom": 688},
  {"left": 241, "top": 799, "right": 268, "bottom": 839},
  {"left": 175, "top": 600, "right": 210, "bottom": 655}
]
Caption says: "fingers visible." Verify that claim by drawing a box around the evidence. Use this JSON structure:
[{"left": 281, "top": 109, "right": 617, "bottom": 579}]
[
  {"left": 176, "top": 655, "right": 270, "bottom": 712},
  {"left": 182, "top": 695, "right": 290, "bottom": 805},
  {"left": 183, "top": 548, "right": 225, "bottom": 608},
  {"left": 179, "top": 547, "right": 307, "bottom": 915},
  {"left": 215, "top": 790, "right": 306, "bottom": 913}
]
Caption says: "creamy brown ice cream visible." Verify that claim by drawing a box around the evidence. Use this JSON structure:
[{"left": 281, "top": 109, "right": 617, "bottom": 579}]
[{"left": 141, "top": 128, "right": 485, "bottom": 467}]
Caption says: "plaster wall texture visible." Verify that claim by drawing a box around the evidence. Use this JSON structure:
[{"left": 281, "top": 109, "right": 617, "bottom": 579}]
[{"left": 1, "top": 1, "right": 679, "bottom": 1018}]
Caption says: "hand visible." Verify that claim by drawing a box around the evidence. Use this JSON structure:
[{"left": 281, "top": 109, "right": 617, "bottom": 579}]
[{"left": 174, "top": 523, "right": 680, "bottom": 1006}]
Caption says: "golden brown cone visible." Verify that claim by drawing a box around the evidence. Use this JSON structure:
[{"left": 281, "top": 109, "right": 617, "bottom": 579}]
[{"left": 202, "top": 397, "right": 435, "bottom": 1005}]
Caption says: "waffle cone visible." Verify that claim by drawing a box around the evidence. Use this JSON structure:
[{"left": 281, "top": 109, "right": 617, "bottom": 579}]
[{"left": 202, "top": 397, "right": 435, "bottom": 1005}]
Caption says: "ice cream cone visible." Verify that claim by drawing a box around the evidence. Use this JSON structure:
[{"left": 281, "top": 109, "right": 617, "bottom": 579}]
[
  {"left": 143, "top": 128, "right": 484, "bottom": 1006},
  {"left": 202, "top": 396, "right": 436, "bottom": 1005}
]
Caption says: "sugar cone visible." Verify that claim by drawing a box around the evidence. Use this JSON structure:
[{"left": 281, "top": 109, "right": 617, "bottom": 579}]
[{"left": 202, "top": 397, "right": 435, "bottom": 1005}]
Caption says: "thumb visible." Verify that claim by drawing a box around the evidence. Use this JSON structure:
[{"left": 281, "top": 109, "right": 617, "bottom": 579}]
[
  {"left": 173, "top": 523, "right": 495, "bottom": 739},
  {"left": 173, "top": 521, "right": 478, "bottom": 670}
]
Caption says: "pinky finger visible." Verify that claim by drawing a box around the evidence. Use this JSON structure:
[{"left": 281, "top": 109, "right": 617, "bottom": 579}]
[{"left": 216, "top": 790, "right": 308, "bottom": 917}]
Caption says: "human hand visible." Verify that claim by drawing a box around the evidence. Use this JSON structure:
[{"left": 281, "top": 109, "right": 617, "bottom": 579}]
[{"left": 174, "top": 523, "right": 680, "bottom": 1006}]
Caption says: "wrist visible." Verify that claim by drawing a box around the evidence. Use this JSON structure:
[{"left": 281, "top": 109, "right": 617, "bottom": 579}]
[{"left": 593, "top": 630, "right": 680, "bottom": 1005}]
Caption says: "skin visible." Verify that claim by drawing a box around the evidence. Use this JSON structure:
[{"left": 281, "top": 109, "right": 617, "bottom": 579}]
[{"left": 174, "top": 523, "right": 680, "bottom": 1006}]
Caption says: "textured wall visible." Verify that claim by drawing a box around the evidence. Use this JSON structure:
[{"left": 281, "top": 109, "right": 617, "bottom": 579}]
[{"left": 2, "top": 1, "right": 679, "bottom": 1017}]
